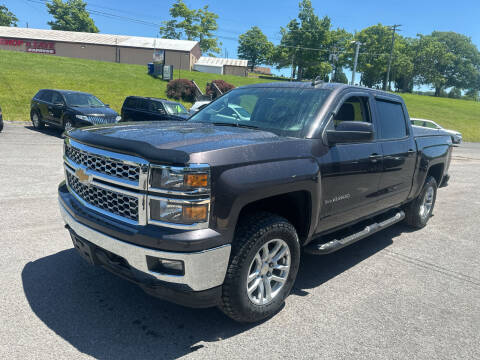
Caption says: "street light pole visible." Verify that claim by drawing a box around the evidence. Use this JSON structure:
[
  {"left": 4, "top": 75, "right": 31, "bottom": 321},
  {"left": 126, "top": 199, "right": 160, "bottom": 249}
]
[
  {"left": 351, "top": 41, "right": 362, "bottom": 85},
  {"left": 384, "top": 24, "right": 401, "bottom": 91}
]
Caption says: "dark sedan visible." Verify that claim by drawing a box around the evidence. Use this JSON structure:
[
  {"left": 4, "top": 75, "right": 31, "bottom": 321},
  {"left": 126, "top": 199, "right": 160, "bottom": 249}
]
[{"left": 30, "top": 89, "right": 121, "bottom": 132}]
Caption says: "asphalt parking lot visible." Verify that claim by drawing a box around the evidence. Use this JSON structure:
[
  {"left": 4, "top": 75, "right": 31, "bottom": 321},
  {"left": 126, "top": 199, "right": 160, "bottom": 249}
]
[{"left": 1, "top": 122, "right": 479, "bottom": 359}]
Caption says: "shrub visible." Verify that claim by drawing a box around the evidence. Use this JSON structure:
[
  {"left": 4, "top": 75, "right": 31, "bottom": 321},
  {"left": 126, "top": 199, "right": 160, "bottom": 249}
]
[
  {"left": 206, "top": 80, "right": 235, "bottom": 99},
  {"left": 166, "top": 79, "right": 196, "bottom": 102}
]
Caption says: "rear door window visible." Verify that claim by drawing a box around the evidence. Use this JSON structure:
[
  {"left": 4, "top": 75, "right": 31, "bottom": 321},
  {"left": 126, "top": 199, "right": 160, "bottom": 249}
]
[
  {"left": 124, "top": 98, "right": 138, "bottom": 109},
  {"left": 375, "top": 99, "right": 408, "bottom": 139},
  {"left": 138, "top": 99, "right": 149, "bottom": 111}
]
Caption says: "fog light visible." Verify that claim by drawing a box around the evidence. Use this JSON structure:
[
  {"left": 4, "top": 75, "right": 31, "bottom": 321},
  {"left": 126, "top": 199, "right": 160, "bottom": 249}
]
[{"left": 147, "top": 256, "right": 184, "bottom": 276}]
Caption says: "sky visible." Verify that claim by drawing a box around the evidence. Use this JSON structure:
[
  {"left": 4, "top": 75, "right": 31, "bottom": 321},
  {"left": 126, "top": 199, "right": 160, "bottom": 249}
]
[{"left": 3, "top": 0, "right": 480, "bottom": 85}]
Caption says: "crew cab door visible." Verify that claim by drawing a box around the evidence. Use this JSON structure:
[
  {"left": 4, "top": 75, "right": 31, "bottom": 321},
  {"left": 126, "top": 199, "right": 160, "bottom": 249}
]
[
  {"left": 37, "top": 90, "right": 53, "bottom": 123},
  {"left": 316, "top": 93, "right": 383, "bottom": 233},
  {"left": 373, "top": 97, "right": 417, "bottom": 208},
  {"left": 49, "top": 91, "right": 66, "bottom": 126}
]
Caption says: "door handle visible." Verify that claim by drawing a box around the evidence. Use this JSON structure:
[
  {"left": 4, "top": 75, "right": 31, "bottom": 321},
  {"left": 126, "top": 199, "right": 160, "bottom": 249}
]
[
  {"left": 369, "top": 153, "right": 382, "bottom": 163},
  {"left": 407, "top": 149, "right": 416, "bottom": 155}
]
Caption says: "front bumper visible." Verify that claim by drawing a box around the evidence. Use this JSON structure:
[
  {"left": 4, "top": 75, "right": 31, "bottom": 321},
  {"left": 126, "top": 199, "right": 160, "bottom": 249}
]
[{"left": 60, "top": 203, "right": 230, "bottom": 291}]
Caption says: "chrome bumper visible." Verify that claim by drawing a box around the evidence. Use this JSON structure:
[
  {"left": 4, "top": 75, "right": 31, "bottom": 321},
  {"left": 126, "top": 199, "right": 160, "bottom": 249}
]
[{"left": 59, "top": 202, "right": 231, "bottom": 291}]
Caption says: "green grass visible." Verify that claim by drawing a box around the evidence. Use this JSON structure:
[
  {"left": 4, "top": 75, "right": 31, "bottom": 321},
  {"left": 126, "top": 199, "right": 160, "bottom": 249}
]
[
  {"left": 0, "top": 49, "right": 277, "bottom": 122},
  {"left": 400, "top": 93, "right": 480, "bottom": 142},
  {"left": 1, "top": 49, "right": 479, "bottom": 141}
]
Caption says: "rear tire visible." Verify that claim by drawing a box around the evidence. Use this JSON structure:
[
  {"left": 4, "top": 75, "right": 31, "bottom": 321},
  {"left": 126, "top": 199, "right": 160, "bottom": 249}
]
[
  {"left": 220, "top": 212, "right": 300, "bottom": 323},
  {"left": 405, "top": 176, "right": 437, "bottom": 228},
  {"left": 31, "top": 111, "right": 44, "bottom": 129}
]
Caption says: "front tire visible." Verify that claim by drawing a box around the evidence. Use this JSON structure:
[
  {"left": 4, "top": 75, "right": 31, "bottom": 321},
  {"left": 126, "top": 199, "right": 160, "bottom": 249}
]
[
  {"left": 405, "top": 176, "right": 437, "bottom": 228},
  {"left": 31, "top": 111, "right": 44, "bottom": 129},
  {"left": 220, "top": 212, "right": 300, "bottom": 323}
]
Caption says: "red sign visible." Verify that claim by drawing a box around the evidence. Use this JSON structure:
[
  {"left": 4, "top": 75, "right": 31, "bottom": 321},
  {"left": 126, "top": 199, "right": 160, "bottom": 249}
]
[{"left": 0, "top": 38, "right": 56, "bottom": 54}]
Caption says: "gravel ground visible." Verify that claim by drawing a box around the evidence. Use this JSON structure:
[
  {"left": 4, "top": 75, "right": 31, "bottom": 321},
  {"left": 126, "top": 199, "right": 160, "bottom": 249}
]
[{"left": 1, "top": 122, "right": 479, "bottom": 360}]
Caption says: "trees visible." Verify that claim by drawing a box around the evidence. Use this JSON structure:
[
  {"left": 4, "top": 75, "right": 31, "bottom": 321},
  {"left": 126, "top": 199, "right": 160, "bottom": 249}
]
[
  {"left": 415, "top": 32, "right": 480, "bottom": 96},
  {"left": 46, "top": 0, "right": 99, "bottom": 33},
  {"left": 353, "top": 24, "right": 394, "bottom": 88},
  {"left": 237, "top": 26, "right": 273, "bottom": 71},
  {"left": 392, "top": 37, "right": 416, "bottom": 92},
  {"left": 272, "top": 0, "right": 332, "bottom": 80},
  {"left": 0, "top": 5, "right": 18, "bottom": 27},
  {"left": 159, "top": 0, "right": 220, "bottom": 55}
]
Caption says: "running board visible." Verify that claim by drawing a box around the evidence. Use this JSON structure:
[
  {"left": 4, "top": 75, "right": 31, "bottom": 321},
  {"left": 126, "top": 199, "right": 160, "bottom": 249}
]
[{"left": 304, "top": 211, "right": 405, "bottom": 255}]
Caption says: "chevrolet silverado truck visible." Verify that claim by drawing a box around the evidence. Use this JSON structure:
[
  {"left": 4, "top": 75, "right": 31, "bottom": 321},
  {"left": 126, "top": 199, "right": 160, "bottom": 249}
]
[{"left": 58, "top": 82, "right": 452, "bottom": 322}]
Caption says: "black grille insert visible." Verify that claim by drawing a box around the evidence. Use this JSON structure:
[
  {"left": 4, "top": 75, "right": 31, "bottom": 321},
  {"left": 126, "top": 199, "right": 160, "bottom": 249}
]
[{"left": 66, "top": 171, "right": 138, "bottom": 221}]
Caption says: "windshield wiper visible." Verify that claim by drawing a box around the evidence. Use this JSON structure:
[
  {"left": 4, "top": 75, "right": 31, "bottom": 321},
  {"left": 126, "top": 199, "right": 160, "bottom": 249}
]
[{"left": 212, "top": 122, "right": 260, "bottom": 130}]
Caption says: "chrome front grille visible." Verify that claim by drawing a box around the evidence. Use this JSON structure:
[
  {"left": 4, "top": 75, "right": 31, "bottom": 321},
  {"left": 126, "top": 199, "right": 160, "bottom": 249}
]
[
  {"left": 63, "top": 138, "right": 210, "bottom": 229},
  {"left": 65, "top": 142, "right": 140, "bottom": 182},
  {"left": 66, "top": 172, "right": 139, "bottom": 221},
  {"left": 87, "top": 115, "right": 116, "bottom": 124}
]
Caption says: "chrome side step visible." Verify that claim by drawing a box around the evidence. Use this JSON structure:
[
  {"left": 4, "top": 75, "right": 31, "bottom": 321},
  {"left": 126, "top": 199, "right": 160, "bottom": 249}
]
[{"left": 305, "top": 211, "right": 405, "bottom": 255}]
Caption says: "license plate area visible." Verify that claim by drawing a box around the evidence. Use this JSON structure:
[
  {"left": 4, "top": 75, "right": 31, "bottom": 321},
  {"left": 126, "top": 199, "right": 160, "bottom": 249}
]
[{"left": 70, "top": 233, "right": 99, "bottom": 265}]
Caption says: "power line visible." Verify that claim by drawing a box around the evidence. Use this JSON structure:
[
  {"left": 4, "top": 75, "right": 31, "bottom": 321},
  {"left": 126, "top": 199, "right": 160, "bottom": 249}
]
[{"left": 24, "top": 0, "right": 394, "bottom": 59}]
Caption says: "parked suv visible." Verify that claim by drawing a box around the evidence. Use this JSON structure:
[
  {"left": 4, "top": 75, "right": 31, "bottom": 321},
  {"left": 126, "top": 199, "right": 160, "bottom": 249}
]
[
  {"left": 121, "top": 96, "right": 190, "bottom": 122},
  {"left": 30, "top": 90, "right": 121, "bottom": 131}
]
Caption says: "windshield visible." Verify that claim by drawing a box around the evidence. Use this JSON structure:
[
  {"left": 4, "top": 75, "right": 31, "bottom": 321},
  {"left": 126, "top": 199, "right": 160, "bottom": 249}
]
[
  {"left": 189, "top": 87, "right": 331, "bottom": 137},
  {"left": 64, "top": 93, "right": 105, "bottom": 107},
  {"left": 164, "top": 102, "right": 188, "bottom": 115}
]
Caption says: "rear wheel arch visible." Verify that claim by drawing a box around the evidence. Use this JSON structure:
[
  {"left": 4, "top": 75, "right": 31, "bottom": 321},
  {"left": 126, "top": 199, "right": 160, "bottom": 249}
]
[{"left": 426, "top": 163, "right": 444, "bottom": 186}]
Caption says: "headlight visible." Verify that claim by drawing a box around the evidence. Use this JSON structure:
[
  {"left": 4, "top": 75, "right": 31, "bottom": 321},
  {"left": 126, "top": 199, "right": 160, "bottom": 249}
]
[
  {"left": 115, "top": 115, "right": 122, "bottom": 122},
  {"left": 148, "top": 164, "right": 210, "bottom": 228},
  {"left": 75, "top": 115, "right": 88, "bottom": 121},
  {"left": 149, "top": 165, "right": 209, "bottom": 193},
  {"left": 149, "top": 198, "right": 209, "bottom": 225}
]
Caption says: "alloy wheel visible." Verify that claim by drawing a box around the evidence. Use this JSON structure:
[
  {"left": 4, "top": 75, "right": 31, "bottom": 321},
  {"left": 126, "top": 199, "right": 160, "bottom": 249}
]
[
  {"left": 419, "top": 186, "right": 434, "bottom": 220},
  {"left": 246, "top": 239, "right": 291, "bottom": 305}
]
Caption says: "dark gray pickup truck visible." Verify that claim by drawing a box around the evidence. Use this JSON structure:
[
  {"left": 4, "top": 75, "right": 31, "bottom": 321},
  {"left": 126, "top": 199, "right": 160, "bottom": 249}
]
[{"left": 58, "top": 82, "right": 452, "bottom": 322}]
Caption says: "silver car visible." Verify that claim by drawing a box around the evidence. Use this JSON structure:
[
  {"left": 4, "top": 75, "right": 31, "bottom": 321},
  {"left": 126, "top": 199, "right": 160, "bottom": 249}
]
[{"left": 410, "top": 118, "right": 462, "bottom": 144}]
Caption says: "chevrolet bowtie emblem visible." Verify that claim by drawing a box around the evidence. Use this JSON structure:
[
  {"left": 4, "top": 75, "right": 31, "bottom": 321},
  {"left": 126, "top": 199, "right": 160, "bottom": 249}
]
[{"left": 75, "top": 168, "right": 92, "bottom": 185}]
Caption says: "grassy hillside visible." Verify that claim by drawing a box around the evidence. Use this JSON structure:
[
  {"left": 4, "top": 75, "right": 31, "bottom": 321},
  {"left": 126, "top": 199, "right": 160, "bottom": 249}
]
[
  {"left": 1, "top": 49, "right": 479, "bottom": 141},
  {"left": 0, "top": 50, "right": 277, "bottom": 121},
  {"left": 401, "top": 93, "right": 480, "bottom": 142}
]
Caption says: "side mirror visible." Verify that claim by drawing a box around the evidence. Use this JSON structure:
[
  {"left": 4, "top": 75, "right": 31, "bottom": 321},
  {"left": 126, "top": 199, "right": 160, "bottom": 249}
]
[
  {"left": 326, "top": 121, "right": 373, "bottom": 146},
  {"left": 105, "top": 104, "right": 110, "bottom": 107}
]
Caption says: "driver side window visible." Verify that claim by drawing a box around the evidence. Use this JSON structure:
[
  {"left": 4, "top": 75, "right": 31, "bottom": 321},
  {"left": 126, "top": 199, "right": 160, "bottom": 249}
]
[
  {"left": 333, "top": 96, "right": 371, "bottom": 128},
  {"left": 51, "top": 92, "right": 64, "bottom": 105}
]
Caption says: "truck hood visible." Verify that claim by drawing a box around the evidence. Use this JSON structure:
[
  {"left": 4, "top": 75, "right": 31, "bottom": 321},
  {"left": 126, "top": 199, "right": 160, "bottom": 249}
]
[{"left": 67, "top": 121, "right": 308, "bottom": 165}]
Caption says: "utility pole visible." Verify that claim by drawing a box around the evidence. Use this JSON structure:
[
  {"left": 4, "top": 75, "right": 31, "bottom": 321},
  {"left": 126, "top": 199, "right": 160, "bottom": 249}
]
[
  {"left": 384, "top": 24, "right": 401, "bottom": 91},
  {"left": 290, "top": 50, "right": 296, "bottom": 81},
  {"left": 351, "top": 41, "right": 362, "bottom": 85},
  {"left": 329, "top": 47, "right": 338, "bottom": 82}
]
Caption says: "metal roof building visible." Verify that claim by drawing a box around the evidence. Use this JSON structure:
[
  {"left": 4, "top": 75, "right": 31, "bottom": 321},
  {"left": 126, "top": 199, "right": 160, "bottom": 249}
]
[
  {"left": 193, "top": 56, "right": 249, "bottom": 77},
  {"left": 0, "top": 26, "right": 201, "bottom": 69}
]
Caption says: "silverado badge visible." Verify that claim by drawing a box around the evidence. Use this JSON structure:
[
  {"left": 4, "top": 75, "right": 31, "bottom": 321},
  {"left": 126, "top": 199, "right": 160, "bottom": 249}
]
[{"left": 75, "top": 168, "right": 92, "bottom": 185}]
